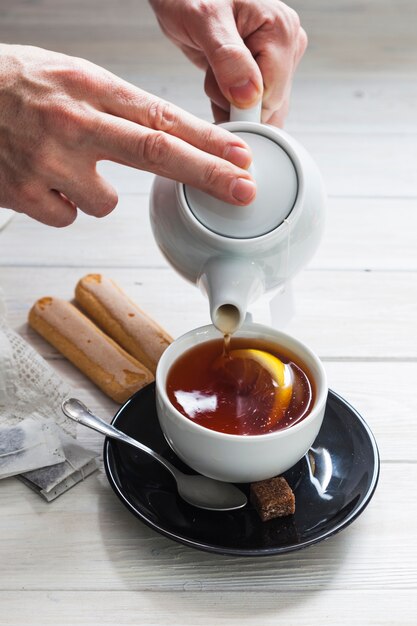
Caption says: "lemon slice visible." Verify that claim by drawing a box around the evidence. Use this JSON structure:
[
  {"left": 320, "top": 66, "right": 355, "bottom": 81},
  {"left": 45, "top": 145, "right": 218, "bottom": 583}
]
[{"left": 215, "top": 348, "right": 293, "bottom": 428}]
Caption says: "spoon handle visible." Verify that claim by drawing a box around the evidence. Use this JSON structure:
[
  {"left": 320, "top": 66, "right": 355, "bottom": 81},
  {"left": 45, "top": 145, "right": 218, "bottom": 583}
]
[{"left": 61, "top": 398, "right": 178, "bottom": 478}]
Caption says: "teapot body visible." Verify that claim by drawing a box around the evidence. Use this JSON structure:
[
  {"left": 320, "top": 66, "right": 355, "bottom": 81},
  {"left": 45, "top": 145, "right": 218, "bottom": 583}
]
[{"left": 149, "top": 122, "right": 326, "bottom": 330}]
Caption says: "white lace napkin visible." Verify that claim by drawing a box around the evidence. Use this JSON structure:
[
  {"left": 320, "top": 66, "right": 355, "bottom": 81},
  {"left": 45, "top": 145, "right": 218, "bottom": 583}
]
[{"left": 0, "top": 292, "right": 98, "bottom": 500}]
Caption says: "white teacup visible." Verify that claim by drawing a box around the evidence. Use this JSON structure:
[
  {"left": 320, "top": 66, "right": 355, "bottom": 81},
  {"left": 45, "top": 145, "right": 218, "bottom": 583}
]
[{"left": 155, "top": 323, "right": 328, "bottom": 483}]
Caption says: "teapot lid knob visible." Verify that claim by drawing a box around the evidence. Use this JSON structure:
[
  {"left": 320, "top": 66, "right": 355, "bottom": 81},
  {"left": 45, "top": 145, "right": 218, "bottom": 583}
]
[
  {"left": 229, "top": 102, "right": 262, "bottom": 124},
  {"left": 184, "top": 129, "right": 298, "bottom": 239}
]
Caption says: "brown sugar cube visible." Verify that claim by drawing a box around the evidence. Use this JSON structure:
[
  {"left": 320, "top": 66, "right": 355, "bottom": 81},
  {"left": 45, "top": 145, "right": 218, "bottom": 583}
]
[{"left": 250, "top": 476, "right": 295, "bottom": 522}]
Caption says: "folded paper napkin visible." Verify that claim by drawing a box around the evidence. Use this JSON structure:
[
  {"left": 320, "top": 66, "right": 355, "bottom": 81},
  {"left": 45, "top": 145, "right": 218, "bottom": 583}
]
[{"left": 0, "top": 292, "right": 98, "bottom": 500}]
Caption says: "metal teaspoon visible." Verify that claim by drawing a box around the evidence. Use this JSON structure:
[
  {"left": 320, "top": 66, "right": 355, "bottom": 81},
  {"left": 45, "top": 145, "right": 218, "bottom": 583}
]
[{"left": 61, "top": 398, "right": 247, "bottom": 511}]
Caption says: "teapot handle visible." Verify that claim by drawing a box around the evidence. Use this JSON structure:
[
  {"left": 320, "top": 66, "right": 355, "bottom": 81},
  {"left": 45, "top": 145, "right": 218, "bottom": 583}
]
[{"left": 230, "top": 101, "right": 262, "bottom": 124}]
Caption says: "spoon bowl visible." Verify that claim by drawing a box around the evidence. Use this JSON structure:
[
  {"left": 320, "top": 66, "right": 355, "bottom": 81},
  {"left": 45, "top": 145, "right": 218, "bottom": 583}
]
[{"left": 61, "top": 398, "right": 247, "bottom": 511}]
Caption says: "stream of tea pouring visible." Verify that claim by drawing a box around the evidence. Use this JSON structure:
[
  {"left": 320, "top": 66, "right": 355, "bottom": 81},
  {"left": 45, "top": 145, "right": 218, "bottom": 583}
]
[{"left": 61, "top": 398, "right": 247, "bottom": 511}]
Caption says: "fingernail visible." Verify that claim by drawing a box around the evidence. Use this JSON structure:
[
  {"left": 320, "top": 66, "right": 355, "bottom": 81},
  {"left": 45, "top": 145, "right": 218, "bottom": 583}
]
[
  {"left": 231, "top": 178, "right": 256, "bottom": 204},
  {"left": 229, "top": 79, "right": 260, "bottom": 106},
  {"left": 224, "top": 145, "right": 252, "bottom": 169}
]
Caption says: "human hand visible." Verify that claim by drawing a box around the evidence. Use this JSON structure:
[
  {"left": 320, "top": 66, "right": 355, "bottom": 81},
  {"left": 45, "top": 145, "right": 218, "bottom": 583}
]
[
  {"left": 0, "top": 44, "right": 255, "bottom": 227},
  {"left": 150, "top": 0, "right": 307, "bottom": 126}
]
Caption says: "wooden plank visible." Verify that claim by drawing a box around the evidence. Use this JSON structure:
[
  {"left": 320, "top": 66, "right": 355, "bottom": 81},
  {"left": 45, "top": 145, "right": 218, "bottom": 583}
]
[
  {"left": 1, "top": 5, "right": 416, "bottom": 200},
  {"left": 0, "top": 0, "right": 156, "bottom": 26},
  {"left": 0, "top": 193, "right": 162, "bottom": 269},
  {"left": 286, "top": 270, "right": 417, "bottom": 360},
  {"left": 0, "top": 590, "right": 416, "bottom": 626},
  {"left": 311, "top": 197, "right": 417, "bottom": 271},
  {"left": 297, "top": 131, "right": 417, "bottom": 198},
  {"left": 1, "top": 196, "right": 417, "bottom": 271},
  {"left": 0, "top": 464, "right": 415, "bottom": 592},
  {"left": 21, "top": 68, "right": 409, "bottom": 135},
  {"left": 0, "top": 130, "right": 408, "bottom": 197},
  {"left": 0, "top": 0, "right": 415, "bottom": 622},
  {"left": 1, "top": 0, "right": 416, "bottom": 77},
  {"left": 12, "top": 356, "right": 417, "bottom": 464},
  {"left": 325, "top": 361, "right": 417, "bottom": 462},
  {"left": 0, "top": 208, "right": 14, "bottom": 231},
  {"left": 0, "top": 266, "right": 207, "bottom": 342},
  {"left": 0, "top": 339, "right": 410, "bottom": 461},
  {"left": 87, "top": 73, "right": 417, "bottom": 133},
  {"left": 288, "top": 75, "right": 417, "bottom": 132},
  {"left": 1, "top": 267, "right": 416, "bottom": 359},
  {"left": 78, "top": 132, "right": 417, "bottom": 198}
]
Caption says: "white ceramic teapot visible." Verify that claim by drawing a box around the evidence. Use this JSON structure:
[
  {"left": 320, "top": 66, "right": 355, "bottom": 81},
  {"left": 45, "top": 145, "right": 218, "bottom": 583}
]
[{"left": 149, "top": 103, "right": 326, "bottom": 333}]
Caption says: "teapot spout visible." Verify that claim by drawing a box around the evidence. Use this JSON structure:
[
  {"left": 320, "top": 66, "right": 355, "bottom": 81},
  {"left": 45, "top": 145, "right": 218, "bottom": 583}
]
[{"left": 198, "top": 257, "right": 264, "bottom": 334}]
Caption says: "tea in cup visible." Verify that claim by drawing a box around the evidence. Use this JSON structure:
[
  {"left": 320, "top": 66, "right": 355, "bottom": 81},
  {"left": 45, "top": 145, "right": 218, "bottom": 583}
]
[{"left": 155, "top": 323, "right": 327, "bottom": 483}]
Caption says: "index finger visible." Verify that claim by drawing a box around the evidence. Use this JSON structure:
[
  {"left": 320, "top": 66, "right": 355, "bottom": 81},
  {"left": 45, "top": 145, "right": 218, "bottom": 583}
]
[
  {"left": 97, "top": 76, "right": 253, "bottom": 170},
  {"left": 92, "top": 112, "right": 257, "bottom": 206}
]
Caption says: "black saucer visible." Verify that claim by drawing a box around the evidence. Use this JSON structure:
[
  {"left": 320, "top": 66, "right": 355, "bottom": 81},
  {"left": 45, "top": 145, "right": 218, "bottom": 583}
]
[{"left": 104, "top": 385, "right": 379, "bottom": 556}]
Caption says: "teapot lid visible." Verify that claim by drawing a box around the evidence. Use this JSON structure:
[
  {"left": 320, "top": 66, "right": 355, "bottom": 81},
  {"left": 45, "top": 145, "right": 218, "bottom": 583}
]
[{"left": 184, "top": 131, "right": 298, "bottom": 239}]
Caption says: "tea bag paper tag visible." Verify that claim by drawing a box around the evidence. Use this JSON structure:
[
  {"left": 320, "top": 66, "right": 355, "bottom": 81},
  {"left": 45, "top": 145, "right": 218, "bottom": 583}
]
[
  {"left": 20, "top": 428, "right": 98, "bottom": 502},
  {"left": 0, "top": 418, "right": 65, "bottom": 479}
]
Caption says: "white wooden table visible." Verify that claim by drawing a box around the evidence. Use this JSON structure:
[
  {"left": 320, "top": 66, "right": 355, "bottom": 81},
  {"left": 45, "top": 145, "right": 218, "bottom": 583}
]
[{"left": 1, "top": 1, "right": 417, "bottom": 624}]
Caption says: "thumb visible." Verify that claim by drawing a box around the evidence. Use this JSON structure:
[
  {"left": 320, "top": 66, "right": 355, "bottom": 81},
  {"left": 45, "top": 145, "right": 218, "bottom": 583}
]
[{"left": 191, "top": 7, "right": 263, "bottom": 108}]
